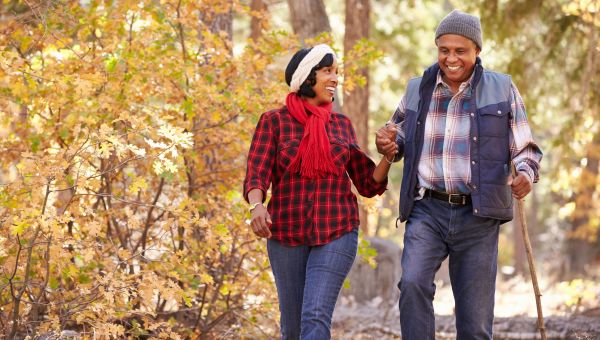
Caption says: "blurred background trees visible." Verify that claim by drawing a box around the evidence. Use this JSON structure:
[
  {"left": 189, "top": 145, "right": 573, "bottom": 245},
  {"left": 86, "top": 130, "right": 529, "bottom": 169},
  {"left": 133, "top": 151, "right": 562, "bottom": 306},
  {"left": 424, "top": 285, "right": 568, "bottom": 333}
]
[{"left": 0, "top": 0, "right": 598, "bottom": 337}]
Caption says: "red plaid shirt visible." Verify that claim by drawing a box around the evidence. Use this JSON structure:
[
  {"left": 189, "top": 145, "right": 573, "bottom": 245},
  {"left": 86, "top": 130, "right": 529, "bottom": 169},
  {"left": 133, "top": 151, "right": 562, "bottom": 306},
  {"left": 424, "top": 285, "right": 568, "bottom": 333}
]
[{"left": 244, "top": 106, "right": 387, "bottom": 246}]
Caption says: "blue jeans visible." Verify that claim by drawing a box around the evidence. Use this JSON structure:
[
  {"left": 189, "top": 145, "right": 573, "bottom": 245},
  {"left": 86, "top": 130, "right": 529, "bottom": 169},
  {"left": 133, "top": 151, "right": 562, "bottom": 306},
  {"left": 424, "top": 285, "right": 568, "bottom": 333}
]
[
  {"left": 267, "top": 229, "right": 358, "bottom": 340},
  {"left": 398, "top": 197, "right": 500, "bottom": 340}
]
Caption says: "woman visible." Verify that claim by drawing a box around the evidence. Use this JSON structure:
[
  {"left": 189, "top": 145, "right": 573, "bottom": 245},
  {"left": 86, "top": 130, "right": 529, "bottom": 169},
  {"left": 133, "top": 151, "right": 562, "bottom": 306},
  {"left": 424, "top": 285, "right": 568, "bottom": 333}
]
[{"left": 243, "top": 44, "right": 397, "bottom": 339}]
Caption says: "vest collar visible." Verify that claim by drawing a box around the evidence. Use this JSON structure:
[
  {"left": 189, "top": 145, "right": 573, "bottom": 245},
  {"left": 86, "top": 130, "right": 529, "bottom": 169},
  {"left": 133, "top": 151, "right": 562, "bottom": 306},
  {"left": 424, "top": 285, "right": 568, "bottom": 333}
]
[{"left": 421, "top": 57, "right": 484, "bottom": 91}]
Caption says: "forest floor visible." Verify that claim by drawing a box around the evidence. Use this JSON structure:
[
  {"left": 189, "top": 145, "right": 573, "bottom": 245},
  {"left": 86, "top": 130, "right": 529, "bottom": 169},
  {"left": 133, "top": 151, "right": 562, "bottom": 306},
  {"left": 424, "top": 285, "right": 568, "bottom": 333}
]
[{"left": 331, "top": 276, "right": 600, "bottom": 339}]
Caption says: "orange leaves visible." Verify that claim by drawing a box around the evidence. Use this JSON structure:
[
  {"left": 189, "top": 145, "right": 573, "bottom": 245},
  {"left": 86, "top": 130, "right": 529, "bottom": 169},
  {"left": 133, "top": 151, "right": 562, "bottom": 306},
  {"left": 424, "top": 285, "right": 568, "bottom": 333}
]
[
  {"left": 96, "top": 323, "right": 126, "bottom": 338},
  {"left": 0, "top": 0, "right": 285, "bottom": 337},
  {"left": 341, "top": 38, "right": 384, "bottom": 93}
]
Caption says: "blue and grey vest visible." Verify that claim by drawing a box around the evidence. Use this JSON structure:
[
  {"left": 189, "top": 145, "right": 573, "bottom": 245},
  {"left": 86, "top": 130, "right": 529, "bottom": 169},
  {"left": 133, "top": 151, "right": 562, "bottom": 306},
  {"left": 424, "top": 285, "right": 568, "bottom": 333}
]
[{"left": 398, "top": 59, "right": 514, "bottom": 223}]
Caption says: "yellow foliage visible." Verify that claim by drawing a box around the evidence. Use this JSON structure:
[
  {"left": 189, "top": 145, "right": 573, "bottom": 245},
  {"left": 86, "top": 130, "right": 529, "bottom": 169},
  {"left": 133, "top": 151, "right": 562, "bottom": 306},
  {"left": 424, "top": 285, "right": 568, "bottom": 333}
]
[
  {"left": 0, "top": 0, "right": 384, "bottom": 336},
  {"left": 557, "top": 279, "right": 600, "bottom": 313},
  {"left": 0, "top": 0, "right": 288, "bottom": 337}
]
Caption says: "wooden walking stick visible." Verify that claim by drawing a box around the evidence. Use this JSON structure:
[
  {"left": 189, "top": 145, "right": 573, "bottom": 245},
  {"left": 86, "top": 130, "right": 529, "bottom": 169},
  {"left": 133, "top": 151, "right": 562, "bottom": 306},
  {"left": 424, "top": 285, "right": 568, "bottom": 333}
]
[{"left": 511, "top": 163, "right": 547, "bottom": 340}]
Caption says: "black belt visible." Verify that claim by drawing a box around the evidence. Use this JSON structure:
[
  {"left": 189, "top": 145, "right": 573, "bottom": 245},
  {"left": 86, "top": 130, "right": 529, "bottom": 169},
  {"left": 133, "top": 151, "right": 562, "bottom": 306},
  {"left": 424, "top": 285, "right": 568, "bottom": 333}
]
[{"left": 424, "top": 188, "right": 471, "bottom": 205}]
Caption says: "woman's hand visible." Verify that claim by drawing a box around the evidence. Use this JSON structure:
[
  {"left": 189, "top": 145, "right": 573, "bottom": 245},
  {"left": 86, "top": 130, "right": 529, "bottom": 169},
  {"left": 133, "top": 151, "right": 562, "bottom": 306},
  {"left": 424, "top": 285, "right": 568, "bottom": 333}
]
[
  {"left": 373, "top": 124, "right": 398, "bottom": 183},
  {"left": 385, "top": 149, "right": 397, "bottom": 164},
  {"left": 250, "top": 204, "right": 272, "bottom": 238},
  {"left": 376, "top": 124, "right": 398, "bottom": 157}
]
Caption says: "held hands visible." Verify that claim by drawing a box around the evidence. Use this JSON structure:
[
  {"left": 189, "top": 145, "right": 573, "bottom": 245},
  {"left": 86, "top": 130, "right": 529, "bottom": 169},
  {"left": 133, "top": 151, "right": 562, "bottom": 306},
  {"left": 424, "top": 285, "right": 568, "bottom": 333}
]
[
  {"left": 376, "top": 124, "right": 398, "bottom": 161},
  {"left": 250, "top": 204, "right": 272, "bottom": 238},
  {"left": 508, "top": 172, "right": 533, "bottom": 200}
]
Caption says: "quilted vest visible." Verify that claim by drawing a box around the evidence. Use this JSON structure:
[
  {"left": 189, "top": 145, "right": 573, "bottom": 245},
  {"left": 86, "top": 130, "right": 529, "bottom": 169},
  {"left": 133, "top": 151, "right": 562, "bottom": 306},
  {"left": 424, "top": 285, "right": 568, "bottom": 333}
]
[{"left": 398, "top": 60, "right": 513, "bottom": 223}]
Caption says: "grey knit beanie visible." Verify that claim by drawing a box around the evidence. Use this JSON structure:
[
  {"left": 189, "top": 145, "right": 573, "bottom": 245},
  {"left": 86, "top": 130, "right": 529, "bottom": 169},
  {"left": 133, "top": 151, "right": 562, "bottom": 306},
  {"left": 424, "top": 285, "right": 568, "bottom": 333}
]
[{"left": 435, "top": 10, "right": 482, "bottom": 50}]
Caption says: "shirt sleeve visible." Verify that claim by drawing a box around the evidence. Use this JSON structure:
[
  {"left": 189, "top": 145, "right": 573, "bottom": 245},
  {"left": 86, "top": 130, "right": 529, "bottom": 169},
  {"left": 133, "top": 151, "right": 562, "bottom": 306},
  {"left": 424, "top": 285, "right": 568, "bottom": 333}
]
[
  {"left": 389, "top": 95, "right": 407, "bottom": 162},
  {"left": 243, "top": 111, "right": 277, "bottom": 203},
  {"left": 509, "top": 82, "right": 543, "bottom": 183},
  {"left": 345, "top": 119, "right": 388, "bottom": 197}
]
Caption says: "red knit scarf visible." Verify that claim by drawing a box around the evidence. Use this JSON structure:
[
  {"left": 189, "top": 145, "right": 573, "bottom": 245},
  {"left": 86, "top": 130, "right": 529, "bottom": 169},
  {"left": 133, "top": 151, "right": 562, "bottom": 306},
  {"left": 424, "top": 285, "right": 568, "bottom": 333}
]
[{"left": 285, "top": 93, "right": 341, "bottom": 178}]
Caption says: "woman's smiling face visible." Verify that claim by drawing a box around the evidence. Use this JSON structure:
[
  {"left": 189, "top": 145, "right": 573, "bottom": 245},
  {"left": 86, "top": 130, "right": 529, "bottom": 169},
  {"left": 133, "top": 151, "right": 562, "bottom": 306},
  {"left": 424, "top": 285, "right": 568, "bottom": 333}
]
[{"left": 306, "top": 59, "right": 339, "bottom": 106}]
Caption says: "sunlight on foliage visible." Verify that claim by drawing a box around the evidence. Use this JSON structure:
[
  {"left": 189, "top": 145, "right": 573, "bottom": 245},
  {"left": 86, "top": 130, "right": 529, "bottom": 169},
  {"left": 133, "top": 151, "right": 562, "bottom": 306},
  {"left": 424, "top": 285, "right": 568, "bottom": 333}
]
[
  {"left": 557, "top": 279, "right": 600, "bottom": 314},
  {"left": 0, "top": 0, "right": 298, "bottom": 337},
  {"left": 0, "top": 0, "right": 385, "bottom": 337}
]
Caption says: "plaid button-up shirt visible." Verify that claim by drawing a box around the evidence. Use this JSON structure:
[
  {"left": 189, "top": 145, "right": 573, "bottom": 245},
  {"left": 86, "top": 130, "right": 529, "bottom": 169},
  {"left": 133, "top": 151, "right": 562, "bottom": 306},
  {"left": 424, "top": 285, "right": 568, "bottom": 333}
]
[
  {"left": 390, "top": 71, "right": 542, "bottom": 195},
  {"left": 244, "top": 107, "right": 387, "bottom": 246}
]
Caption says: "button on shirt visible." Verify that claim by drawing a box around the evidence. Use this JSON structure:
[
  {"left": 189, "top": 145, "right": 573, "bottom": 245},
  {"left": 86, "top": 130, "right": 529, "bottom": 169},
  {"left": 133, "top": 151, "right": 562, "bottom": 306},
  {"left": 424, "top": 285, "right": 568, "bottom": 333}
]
[
  {"left": 244, "top": 107, "right": 387, "bottom": 246},
  {"left": 390, "top": 71, "right": 542, "bottom": 195}
]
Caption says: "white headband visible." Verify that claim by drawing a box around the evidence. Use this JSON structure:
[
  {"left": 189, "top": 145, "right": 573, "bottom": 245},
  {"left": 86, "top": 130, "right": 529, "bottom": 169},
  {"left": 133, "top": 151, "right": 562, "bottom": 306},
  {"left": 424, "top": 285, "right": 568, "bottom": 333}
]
[{"left": 290, "top": 44, "right": 337, "bottom": 92}]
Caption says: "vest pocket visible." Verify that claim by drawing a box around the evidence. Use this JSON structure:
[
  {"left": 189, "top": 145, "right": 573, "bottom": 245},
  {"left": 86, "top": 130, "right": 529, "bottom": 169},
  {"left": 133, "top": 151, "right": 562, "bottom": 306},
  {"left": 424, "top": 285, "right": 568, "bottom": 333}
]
[{"left": 477, "top": 102, "right": 510, "bottom": 137}]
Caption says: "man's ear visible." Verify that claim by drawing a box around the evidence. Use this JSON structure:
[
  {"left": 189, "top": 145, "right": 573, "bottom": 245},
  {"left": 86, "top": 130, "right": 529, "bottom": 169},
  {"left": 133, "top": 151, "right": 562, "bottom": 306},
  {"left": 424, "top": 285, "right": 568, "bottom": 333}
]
[{"left": 475, "top": 40, "right": 482, "bottom": 55}]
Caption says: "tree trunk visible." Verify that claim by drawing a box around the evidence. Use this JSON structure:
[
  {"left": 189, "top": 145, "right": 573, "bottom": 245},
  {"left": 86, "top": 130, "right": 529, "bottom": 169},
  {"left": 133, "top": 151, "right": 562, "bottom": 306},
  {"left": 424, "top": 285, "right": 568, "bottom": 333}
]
[
  {"left": 344, "top": 0, "right": 370, "bottom": 234},
  {"left": 191, "top": 2, "right": 234, "bottom": 195},
  {"left": 563, "top": 131, "right": 600, "bottom": 279},
  {"left": 250, "top": 0, "right": 267, "bottom": 41},
  {"left": 343, "top": 0, "right": 370, "bottom": 150},
  {"left": 210, "top": 5, "right": 233, "bottom": 42},
  {"left": 287, "top": 0, "right": 331, "bottom": 42},
  {"left": 344, "top": 0, "right": 370, "bottom": 150}
]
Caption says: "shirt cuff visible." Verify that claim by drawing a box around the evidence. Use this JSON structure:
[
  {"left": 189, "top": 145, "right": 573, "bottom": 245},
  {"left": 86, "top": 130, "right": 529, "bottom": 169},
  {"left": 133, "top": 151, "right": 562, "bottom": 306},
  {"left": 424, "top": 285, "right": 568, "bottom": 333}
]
[
  {"left": 516, "top": 162, "right": 535, "bottom": 183},
  {"left": 371, "top": 173, "right": 388, "bottom": 196},
  {"left": 243, "top": 184, "right": 267, "bottom": 203}
]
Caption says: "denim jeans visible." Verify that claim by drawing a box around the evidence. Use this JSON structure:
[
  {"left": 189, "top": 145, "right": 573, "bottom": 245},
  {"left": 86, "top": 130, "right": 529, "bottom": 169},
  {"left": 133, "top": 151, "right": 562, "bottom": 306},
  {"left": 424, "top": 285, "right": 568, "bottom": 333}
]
[
  {"left": 398, "top": 197, "right": 500, "bottom": 340},
  {"left": 267, "top": 229, "right": 358, "bottom": 340}
]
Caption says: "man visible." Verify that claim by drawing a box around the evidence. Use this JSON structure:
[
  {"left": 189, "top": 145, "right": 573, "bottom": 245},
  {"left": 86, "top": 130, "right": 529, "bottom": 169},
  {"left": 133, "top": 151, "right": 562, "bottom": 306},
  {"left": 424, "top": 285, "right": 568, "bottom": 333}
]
[{"left": 376, "top": 9, "right": 543, "bottom": 340}]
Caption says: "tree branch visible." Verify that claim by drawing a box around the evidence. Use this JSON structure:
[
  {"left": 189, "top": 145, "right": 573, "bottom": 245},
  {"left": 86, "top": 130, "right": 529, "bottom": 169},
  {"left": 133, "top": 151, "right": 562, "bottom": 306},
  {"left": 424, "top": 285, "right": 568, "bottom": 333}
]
[
  {"left": 133, "top": 177, "right": 165, "bottom": 254},
  {"left": 8, "top": 180, "right": 51, "bottom": 339}
]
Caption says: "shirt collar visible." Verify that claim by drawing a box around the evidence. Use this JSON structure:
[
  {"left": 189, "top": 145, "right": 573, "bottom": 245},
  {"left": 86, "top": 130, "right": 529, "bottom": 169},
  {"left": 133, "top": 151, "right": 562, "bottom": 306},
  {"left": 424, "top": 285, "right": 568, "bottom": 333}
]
[{"left": 435, "top": 69, "right": 476, "bottom": 93}]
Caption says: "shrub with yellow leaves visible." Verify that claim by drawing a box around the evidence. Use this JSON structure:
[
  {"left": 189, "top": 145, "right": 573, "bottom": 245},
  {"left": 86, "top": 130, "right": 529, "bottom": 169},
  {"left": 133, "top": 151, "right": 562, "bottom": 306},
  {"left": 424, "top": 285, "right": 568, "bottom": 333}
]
[{"left": 0, "top": 0, "right": 302, "bottom": 338}]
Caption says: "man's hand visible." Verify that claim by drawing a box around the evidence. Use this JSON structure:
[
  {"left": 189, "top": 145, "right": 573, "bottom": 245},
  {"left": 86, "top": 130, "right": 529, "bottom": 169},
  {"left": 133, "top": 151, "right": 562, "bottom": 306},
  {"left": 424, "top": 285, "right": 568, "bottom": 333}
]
[
  {"left": 250, "top": 204, "right": 272, "bottom": 238},
  {"left": 376, "top": 124, "right": 398, "bottom": 156},
  {"left": 508, "top": 172, "right": 533, "bottom": 200}
]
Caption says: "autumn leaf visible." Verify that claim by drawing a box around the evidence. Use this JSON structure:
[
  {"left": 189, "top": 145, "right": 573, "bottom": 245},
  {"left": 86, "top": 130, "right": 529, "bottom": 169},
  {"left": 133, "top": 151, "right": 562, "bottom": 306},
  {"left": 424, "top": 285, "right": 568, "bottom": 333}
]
[{"left": 10, "top": 219, "right": 29, "bottom": 236}]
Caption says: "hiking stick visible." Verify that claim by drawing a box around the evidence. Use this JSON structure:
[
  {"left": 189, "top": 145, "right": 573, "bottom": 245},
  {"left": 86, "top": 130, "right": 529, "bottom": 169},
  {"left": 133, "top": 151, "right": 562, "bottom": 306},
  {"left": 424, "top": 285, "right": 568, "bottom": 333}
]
[{"left": 511, "top": 163, "right": 547, "bottom": 340}]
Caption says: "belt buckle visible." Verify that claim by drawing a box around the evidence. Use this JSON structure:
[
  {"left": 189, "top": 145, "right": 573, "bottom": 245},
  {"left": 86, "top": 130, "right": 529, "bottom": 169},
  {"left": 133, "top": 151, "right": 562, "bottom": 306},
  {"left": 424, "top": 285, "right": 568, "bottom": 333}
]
[{"left": 448, "top": 193, "right": 465, "bottom": 205}]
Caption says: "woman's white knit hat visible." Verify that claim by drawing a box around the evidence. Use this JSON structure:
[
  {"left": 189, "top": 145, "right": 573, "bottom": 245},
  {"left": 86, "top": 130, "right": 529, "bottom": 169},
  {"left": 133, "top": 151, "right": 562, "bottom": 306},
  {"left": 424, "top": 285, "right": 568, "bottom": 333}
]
[{"left": 287, "top": 44, "right": 336, "bottom": 92}]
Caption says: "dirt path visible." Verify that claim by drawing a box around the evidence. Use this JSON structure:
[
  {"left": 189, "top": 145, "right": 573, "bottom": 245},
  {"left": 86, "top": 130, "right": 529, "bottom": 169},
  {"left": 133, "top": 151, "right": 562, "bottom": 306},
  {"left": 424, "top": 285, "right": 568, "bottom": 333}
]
[
  {"left": 332, "top": 283, "right": 600, "bottom": 340},
  {"left": 333, "top": 269, "right": 600, "bottom": 339},
  {"left": 332, "top": 299, "right": 600, "bottom": 339}
]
